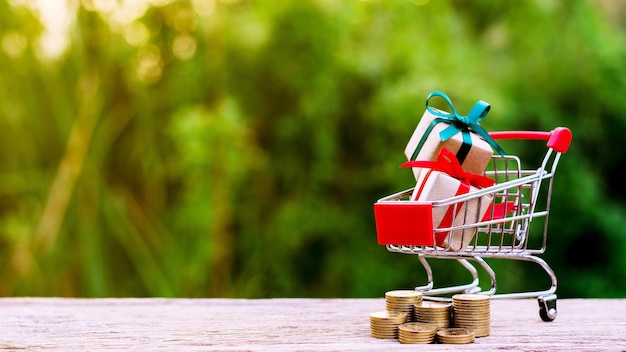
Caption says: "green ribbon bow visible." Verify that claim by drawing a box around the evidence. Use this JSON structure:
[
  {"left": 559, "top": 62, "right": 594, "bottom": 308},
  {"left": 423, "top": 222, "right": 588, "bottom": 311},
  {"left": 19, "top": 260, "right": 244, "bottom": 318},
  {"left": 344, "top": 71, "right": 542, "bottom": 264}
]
[{"left": 411, "top": 91, "right": 506, "bottom": 161}]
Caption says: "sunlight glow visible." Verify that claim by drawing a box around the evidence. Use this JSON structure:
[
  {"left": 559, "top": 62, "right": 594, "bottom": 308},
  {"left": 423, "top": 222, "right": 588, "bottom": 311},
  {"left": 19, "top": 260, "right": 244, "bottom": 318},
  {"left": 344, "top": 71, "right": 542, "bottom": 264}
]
[
  {"left": 1, "top": 31, "right": 28, "bottom": 59},
  {"left": 6, "top": 0, "right": 182, "bottom": 61},
  {"left": 136, "top": 45, "right": 163, "bottom": 83},
  {"left": 124, "top": 22, "right": 150, "bottom": 48},
  {"left": 191, "top": 0, "right": 217, "bottom": 17},
  {"left": 9, "top": 0, "right": 76, "bottom": 60},
  {"left": 172, "top": 34, "right": 197, "bottom": 61},
  {"left": 7, "top": 0, "right": 214, "bottom": 71}
]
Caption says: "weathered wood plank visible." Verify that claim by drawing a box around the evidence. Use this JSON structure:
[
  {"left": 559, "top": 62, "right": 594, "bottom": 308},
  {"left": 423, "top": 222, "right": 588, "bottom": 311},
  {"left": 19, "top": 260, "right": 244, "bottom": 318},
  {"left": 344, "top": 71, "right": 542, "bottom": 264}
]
[{"left": 0, "top": 298, "right": 623, "bottom": 351}]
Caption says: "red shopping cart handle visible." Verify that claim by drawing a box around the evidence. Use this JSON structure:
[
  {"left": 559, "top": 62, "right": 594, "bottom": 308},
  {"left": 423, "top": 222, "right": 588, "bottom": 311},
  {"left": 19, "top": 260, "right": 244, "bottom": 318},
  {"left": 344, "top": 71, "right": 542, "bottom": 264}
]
[{"left": 489, "top": 127, "right": 572, "bottom": 154}]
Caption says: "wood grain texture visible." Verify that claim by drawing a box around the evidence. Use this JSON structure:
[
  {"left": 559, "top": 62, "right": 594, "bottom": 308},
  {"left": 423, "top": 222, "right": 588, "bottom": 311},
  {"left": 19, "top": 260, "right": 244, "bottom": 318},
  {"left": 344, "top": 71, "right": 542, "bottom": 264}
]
[{"left": 0, "top": 298, "right": 623, "bottom": 351}]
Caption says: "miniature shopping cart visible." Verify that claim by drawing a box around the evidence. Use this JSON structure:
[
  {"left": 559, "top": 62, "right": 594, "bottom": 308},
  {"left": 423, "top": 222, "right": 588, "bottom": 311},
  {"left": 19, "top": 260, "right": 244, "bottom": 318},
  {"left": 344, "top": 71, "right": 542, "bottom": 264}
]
[{"left": 374, "top": 127, "right": 572, "bottom": 322}]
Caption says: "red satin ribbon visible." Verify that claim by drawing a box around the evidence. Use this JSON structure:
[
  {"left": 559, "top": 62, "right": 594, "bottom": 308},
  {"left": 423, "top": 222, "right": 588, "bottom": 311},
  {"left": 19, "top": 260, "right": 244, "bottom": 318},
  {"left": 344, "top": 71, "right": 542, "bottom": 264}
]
[
  {"left": 401, "top": 148, "right": 494, "bottom": 189},
  {"left": 401, "top": 148, "right": 495, "bottom": 247}
]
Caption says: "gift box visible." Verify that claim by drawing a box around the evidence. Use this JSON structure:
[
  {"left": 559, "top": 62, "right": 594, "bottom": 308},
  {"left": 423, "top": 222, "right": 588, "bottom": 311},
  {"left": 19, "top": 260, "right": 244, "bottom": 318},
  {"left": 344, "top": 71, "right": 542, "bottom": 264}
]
[
  {"left": 404, "top": 91, "right": 505, "bottom": 181},
  {"left": 403, "top": 148, "right": 494, "bottom": 251}
]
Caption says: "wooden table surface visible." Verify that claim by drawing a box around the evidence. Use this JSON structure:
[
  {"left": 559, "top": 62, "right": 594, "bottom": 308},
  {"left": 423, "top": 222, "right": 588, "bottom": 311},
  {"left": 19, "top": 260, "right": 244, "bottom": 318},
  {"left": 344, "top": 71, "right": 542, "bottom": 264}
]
[{"left": 0, "top": 297, "right": 623, "bottom": 351}]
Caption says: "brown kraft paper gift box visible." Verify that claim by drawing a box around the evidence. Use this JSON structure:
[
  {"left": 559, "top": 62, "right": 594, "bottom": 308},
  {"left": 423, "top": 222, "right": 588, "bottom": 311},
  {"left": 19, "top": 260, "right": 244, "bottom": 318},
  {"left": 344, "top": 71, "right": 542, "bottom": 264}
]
[
  {"left": 411, "top": 169, "right": 492, "bottom": 251},
  {"left": 404, "top": 108, "right": 494, "bottom": 181}
]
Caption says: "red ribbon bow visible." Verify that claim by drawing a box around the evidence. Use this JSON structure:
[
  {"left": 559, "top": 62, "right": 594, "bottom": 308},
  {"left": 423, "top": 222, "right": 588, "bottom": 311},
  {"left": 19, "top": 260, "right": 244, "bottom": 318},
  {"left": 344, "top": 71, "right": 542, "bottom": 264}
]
[{"left": 400, "top": 148, "right": 495, "bottom": 189}]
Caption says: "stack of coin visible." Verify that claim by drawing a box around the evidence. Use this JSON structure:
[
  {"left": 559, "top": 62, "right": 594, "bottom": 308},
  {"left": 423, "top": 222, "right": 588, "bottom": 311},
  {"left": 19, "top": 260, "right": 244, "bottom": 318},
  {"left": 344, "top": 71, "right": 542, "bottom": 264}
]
[
  {"left": 436, "top": 327, "right": 476, "bottom": 344},
  {"left": 414, "top": 301, "right": 451, "bottom": 328},
  {"left": 385, "top": 290, "right": 422, "bottom": 322},
  {"left": 451, "top": 294, "right": 491, "bottom": 337},
  {"left": 369, "top": 311, "right": 407, "bottom": 339},
  {"left": 397, "top": 322, "right": 437, "bottom": 344}
]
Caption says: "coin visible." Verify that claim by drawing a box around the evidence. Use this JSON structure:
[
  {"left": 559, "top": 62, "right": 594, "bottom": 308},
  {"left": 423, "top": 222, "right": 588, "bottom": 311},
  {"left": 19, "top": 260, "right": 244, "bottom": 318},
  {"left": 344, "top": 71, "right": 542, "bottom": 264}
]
[
  {"left": 437, "top": 327, "right": 476, "bottom": 344},
  {"left": 369, "top": 311, "right": 407, "bottom": 321},
  {"left": 385, "top": 290, "right": 423, "bottom": 299},
  {"left": 414, "top": 301, "right": 451, "bottom": 328},
  {"left": 370, "top": 331, "right": 398, "bottom": 339},
  {"left": 386, "top": 290, "right": 422, "bottom": 322},
  {"left": 451, "top": 294, "right": 490, "bottom": 337},
  {"left": 452, "top": 293, "right": 490, "bottom": 301},
  {"left": 369, "top": 311, "right": 407, "bottom": 339},
  {"left": 397, "top": 322, "right": 437, "bottom": 344},
  {"left": 419, "top": 301, "right": 452, "bottom": 310},
  {"left": 398, "top": 322, "right": 437, "bottom": 333}
]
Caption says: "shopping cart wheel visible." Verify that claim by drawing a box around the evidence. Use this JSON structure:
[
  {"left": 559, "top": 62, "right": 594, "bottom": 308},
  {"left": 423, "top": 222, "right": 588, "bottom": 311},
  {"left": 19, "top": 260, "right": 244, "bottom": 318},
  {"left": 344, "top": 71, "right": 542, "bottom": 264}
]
[{"left": 538, "top": 294, "right": 557, "bottom": 322}]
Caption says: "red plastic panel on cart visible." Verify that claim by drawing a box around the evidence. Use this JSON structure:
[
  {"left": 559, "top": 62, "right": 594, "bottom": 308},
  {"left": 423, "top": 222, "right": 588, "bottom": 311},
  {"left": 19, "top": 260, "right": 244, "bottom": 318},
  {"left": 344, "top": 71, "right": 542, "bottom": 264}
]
[{"left": 374, "top": 203, "right": 434, "bottom": 246}]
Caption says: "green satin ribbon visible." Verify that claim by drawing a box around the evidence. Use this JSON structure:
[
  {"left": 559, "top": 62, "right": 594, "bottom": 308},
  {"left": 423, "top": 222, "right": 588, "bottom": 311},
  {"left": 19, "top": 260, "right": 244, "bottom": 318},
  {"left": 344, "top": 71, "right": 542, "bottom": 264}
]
[{"left": 410, "top": 91, "right": 506, "bottom": 160}]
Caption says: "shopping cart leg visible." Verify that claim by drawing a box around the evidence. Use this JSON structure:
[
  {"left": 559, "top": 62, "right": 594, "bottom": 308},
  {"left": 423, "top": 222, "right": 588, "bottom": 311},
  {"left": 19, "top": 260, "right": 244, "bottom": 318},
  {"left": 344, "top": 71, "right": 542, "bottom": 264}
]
[
  {"left": 416, "top": 255, "right": 481, "bottom": 297},
  {"left": 487, "top": 254, "right": 557, "bottom": 300},
  {"left": 472, "top": 256, "right": 497, "bottom": 296},
  {"left": 479, "top": 254, "right": 558, "bottom": 321},
  {"left": 415, "top": 255, "right": 434, "bottom": 292}
]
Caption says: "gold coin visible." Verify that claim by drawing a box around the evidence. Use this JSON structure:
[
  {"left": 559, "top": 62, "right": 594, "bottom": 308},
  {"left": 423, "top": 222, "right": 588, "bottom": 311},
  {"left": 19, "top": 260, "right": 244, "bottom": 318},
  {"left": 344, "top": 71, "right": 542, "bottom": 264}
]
[
  {"left": 398, "top": 331, "right": 436, "bottom": 340},
  {"left": 453, "top": 323, "right": 489, "bottom": 330},
  {"left": 452, "top": 311, "right": 490, "bottom": 317},
  {"left": 398, "top": 322, "right": 437, "bottom": 333},
  {"left": 453, "top": 313, "right": 490, "bottom": 319},
  {"left": 455, "top": 314, "right": 487, "bottom": 322},
  {"left": 370, "top": 327, "right": 398, "bottom": 333},
  {"left": 453, "top": 304, "right": 490, "bottom": 311},
  {"left": 451, "top": 324, "right": 489, "bottom": 337},
  {"left": 370, "top": 326, "right": 398, "bottom": 332},
  {"left": 370, "top": 325, "right": 403, "bottom": 332},
  {"left": 370, "top": 310, "right": 406, "bottom": 339},
  {"left": 416, "top": 318, "right": 449, "bottom": 328},
  {"left": 416, "top": 302, "right": 450, "bottom": 315},
  {"left": 438, "top": 328, "right": 475, "bottom": 336},
  {"left": 397, "top": 323, "right": 436, "bottom": 344},
  {"left": 370, "top": 332, "right": 397, "bottom": 339},
  {"left": 438, "top": 336, "right": 475, "bottom": 344},
  {"left": 418, "top": 322, "right": 449, "bottom": 329},
  {"left": 417, "top": 312, "right": 450, "bottom": 319},
  {"left": 454, "top": 316, "right": 489, "bottom": 320},
  {"left": 398, "top": 336, "right": 436, "bottom": 343},
  {"left": 454, "top": 306, "right": 489, "bottom": 310},
  {"left": 369, "top": 324, "right": 403, "bottom": 330},
  {"left": 417, "top": 310, "right": 451, "bottom": 316},
  {"left": 452, "top": 297, "right": 489, "bottom": 302},
  {"left": 452, "top": 300, "right": 490, "bottom": 305},
  {"left": 452, "top": 318, "right": 489, "bottom": 324},
  {"left": 451, "top": 293, "right": 490, "bottom": 338},
  {"left": 417, "top": 314, "right": 449, "bottom": 318},
  {"left": 370, "top": 317, "right": 406, "bottom": 323},
  {"left": 370, "top": 320, "right": 406, "bottom": 328},
  {"left": 386, "top": 296, "right": 418, "bottom": 322},
  {"left": 398, "top": 336, "right": 435, "bottom": 344},
  {"left": 386, "top": 290, "right": 423, "bottom": 299},
  {"left": 369, "top": 311, "right": 407, "bottom": 321},
  {"left": 453, "top": 304, "right": 490, "bottom": 310},
  {"left": 452, "top": 293, "right": 490, "bottom": 301},
  {"left": 387, "top": 302, "right": 416, "bottom": 307},
  {"left": 370, "top": 329, "right": 399, "bottom": 337},
  {"left": 418, "top": 301, "right": 452, "bottom": 310},
  {"left": 437, "top": 328, "right": 476, "bottom": 344},
  {"left": 398, "top": 329, "right": 436, "bottom": 337},
  {"left": 387, "top": 306, "right": 415, "bottom": 313}
]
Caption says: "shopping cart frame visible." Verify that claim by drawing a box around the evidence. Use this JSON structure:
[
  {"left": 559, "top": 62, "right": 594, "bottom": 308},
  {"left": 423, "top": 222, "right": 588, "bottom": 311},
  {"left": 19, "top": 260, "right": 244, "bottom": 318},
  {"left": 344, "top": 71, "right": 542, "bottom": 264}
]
[{"left": 374, "top": 127, "right": 572, "bottom": 321}]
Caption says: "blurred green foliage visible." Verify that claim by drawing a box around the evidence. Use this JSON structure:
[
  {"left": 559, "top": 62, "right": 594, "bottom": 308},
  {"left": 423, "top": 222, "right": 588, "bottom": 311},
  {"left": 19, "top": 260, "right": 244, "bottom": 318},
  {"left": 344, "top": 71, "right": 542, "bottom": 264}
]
[{"left": 0, "top": 0, "right": 624, "bottom": 298}]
